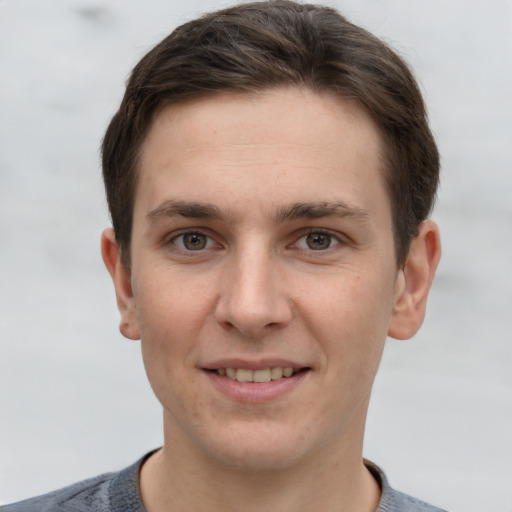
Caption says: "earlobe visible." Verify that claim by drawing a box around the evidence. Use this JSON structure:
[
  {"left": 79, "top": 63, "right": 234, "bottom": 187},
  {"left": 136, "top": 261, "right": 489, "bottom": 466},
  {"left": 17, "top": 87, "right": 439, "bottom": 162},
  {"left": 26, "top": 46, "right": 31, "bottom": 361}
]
[
  {"left": 101, "top": 228, "right": 141, "bottom": 340},
  {"left": 387, "top": 220, "right": 441, "bottom": 340}
]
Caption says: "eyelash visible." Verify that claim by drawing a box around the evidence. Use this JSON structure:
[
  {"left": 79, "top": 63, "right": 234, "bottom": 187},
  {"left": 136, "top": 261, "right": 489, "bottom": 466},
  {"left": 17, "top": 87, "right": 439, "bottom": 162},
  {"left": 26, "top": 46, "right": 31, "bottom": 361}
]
[
  {"left": 292, "top": 229, "right": 342, "bottom": 252},
  {"left": 165, "top": 228, "right": 345, "bottom": 254},
  {"left": 168, "top": 230, "right": 219, "bottom": 252}
]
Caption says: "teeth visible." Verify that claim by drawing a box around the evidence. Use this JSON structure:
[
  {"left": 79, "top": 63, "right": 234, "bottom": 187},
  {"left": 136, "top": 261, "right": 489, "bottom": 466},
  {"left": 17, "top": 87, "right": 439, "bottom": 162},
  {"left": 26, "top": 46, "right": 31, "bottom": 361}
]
[
  {"left": 283, "top": 367, "right": 294, "bottom": 377},
  {"left": 271, "top": 367, "right": 283, "bottom": 379},
  {"left": 253, "top": 369, "right": 271, "bottom": 383},
  {"left": 236, "top": 368, "right": 253, "bottom": 382},
  {"left": 216, "top": 367, "right": 297, "bottom": 382}
]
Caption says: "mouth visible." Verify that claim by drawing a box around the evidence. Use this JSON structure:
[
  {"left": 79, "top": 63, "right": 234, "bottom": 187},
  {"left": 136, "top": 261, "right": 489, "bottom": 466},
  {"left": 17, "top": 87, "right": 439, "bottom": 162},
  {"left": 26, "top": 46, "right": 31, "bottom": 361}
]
[{"left": 207, "top": 367, "right": 307, "bottom": 383}]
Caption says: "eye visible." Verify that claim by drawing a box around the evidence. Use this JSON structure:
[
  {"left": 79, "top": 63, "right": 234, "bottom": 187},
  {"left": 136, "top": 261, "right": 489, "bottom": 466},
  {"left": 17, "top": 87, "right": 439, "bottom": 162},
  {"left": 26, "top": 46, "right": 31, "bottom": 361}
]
[
  {"left": 172, "top": 232, "right": 216, "bottom": 251},
  {"left": 295, "top": 231, "right": 340, "bottom": 251}
]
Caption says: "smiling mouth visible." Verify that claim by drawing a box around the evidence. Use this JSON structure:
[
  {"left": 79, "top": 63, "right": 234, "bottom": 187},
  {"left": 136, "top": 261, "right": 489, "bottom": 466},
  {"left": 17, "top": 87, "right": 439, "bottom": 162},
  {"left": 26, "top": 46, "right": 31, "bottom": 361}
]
[{"left": 209, "top": 367, "right": 307, "bottom": 383}]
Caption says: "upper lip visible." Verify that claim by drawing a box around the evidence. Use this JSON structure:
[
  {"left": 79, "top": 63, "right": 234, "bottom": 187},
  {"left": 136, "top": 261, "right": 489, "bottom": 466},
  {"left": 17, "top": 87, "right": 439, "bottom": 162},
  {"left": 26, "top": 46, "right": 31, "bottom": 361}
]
[{"left": 201, "top": 358, "right": 308, "bottom": 370}]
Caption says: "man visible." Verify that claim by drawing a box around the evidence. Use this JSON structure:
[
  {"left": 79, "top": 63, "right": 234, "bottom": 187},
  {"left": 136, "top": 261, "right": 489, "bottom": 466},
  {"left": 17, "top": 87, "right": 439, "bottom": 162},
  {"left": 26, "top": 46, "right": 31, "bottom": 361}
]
[{"left": 3, "top": 1, "right": 445, "bottom": 511}]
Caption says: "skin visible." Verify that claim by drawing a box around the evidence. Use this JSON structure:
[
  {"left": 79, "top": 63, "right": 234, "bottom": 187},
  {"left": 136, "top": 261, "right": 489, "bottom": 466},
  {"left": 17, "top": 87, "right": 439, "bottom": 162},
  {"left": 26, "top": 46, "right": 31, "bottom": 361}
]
[{"left": 102, "top": 87, "right": 441, "bottom": 512}]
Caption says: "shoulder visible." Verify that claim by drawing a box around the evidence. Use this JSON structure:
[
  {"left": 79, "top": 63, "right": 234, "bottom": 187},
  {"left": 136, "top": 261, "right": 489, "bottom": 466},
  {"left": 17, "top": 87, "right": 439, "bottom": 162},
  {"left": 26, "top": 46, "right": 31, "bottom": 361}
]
[
  {"left": 1, "top": 451, "right": 154, "bottom": 512},
  {"left": 386, "top": 489, "right": 449, "bottom": 512},
  {"left": 1, "top": 472, "right": 114, "bottom": 512},
  {"left": 365, "top": 460, "right": 449, "bottom": 512}
]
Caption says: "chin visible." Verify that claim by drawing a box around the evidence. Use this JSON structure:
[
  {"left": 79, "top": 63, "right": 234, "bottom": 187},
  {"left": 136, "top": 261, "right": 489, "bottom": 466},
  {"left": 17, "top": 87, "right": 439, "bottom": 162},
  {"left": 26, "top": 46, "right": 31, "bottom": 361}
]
[
  {"left": 212, "top": 445, "right": 306, "bottom": 474},
  {"left": 196, "top": 420, "right": 317, "bottom": 473}
]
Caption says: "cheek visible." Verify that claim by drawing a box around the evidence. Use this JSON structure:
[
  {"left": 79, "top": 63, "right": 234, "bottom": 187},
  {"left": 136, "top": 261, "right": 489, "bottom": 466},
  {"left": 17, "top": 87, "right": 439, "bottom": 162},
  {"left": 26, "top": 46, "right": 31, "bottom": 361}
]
[
  {"left": 303, "top": 271, "right": 393, "bottom": 369},
  {"left": 133, "top": 273, "right": 203, "bottom": 386},
  {"left": 134, "top": 263, "right": 212, "bottom": 339},
  {"left": 133, "top": 263, "right": 222, "bottom": 382},
  {"left": 137, "top": 292, "right": 201, "bottom": 419}
]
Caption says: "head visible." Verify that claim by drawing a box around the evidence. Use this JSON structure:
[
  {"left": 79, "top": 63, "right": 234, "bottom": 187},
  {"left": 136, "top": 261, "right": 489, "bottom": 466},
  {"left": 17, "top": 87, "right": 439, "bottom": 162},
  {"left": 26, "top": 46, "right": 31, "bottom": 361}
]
[
  {"left": 101, "top": 0, "right": 439, "bottom": 271},
  {"left": 100, "top": 1, "right": 441, "bottom": 476}
]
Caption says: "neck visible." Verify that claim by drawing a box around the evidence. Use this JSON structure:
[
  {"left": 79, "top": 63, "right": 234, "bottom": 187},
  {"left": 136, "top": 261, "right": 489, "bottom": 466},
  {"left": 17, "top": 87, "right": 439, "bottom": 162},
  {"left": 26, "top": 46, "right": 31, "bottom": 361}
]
[{"left": 140, "top": 418, "right": 380, "bottom": 512}]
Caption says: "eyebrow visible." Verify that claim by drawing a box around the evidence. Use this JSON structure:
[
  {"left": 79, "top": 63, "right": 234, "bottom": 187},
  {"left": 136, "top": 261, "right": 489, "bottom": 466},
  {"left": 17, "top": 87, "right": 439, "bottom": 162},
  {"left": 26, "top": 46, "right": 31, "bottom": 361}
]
[
  {"left": 147, "top": 200, "right": 227, "bottom": 221},
  {"left": 274, "top": 201, "right": 369, "bottom": 224},
  {"left": 146, "top": 199, "right": 369, "bottom": 224}
]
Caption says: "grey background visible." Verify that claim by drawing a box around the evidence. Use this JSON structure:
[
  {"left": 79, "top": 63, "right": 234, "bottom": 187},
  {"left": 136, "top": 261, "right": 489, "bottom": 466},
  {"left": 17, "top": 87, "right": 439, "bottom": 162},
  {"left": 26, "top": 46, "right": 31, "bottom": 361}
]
[{"left": 1, "top": 1, "right": 511, "bottom": 510}]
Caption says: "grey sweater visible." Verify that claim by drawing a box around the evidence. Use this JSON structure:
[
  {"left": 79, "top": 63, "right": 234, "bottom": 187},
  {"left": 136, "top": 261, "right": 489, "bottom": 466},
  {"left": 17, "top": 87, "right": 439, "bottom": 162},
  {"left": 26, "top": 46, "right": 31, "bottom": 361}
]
[{"left": 2, "top": 452, "right": 448, "bottom": 511}]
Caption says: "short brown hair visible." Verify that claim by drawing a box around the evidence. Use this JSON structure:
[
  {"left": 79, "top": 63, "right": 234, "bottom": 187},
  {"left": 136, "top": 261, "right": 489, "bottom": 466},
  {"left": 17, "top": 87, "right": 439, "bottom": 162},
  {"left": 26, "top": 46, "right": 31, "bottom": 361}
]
[{"left": 102, "top": 0, "right": 439, "bottom": 268}]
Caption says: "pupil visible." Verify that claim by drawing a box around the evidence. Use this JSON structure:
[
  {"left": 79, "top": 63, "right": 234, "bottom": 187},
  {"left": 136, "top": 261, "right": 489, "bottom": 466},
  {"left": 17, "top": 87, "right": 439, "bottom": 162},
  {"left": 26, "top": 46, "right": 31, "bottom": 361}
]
[
  {"left": 307, "top": 232, "right": 331, "bottom": 250},
  {"left": 184, "top": 233, "right": 206, "bottom": 250}
]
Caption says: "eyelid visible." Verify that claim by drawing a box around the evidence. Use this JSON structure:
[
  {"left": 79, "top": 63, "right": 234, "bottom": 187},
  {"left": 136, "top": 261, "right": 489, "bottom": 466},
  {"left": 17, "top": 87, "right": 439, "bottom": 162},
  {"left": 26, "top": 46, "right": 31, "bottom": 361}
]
[
  {"left": 165, "top": 228, "right": 222, "bottom": 252},
  {"left": 163, "top": 227, "right": 349, "bottom": 254},
  {"left": 291, "top": 228, "right": 344, "bottom": 251}
]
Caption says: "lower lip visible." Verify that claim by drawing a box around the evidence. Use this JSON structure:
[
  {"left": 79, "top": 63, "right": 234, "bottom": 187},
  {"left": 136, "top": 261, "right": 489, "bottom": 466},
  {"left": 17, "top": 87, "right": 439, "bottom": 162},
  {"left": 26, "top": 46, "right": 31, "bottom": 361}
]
[{"left": 203, "top": 370, "right": 309, "bottom": 403}]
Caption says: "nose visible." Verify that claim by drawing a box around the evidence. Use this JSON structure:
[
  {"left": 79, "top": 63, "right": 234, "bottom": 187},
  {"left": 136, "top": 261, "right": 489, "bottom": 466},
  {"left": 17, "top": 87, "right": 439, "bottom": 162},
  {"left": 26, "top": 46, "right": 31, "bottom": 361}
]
[{"left": 214, "top": 245, "right": 293, "bottom": 338}]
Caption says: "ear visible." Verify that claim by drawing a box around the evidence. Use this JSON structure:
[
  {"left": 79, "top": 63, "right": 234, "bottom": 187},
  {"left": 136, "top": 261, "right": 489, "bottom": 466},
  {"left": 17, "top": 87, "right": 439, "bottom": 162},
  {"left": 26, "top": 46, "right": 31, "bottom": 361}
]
[
  {"left": 388, "top": 220, "right": 441, "bottom": 340},
  {"left": 101, "top": 228, "right": 140, "bottom": 340}
]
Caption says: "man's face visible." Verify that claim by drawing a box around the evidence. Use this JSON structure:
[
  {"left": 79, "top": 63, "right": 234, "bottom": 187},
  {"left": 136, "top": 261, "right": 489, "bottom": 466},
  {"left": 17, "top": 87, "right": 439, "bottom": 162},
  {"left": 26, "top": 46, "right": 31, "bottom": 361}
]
[{"left": 119, "top": 88, "right": 405, "bottom": 471}]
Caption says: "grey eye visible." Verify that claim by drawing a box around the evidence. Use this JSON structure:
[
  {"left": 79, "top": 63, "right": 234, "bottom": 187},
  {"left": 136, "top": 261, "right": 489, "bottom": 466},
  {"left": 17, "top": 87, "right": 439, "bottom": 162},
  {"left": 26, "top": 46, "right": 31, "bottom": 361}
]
[
  {"left": 174, "top": 232, "right": 211, "bottom": 250},
  {"left": 183, "top": 233, "right": 207, "bottom": 250},
  {"left": 306, "top": 232, "right": 332, "bottom": 250},
  {"left": 294, "top": 231, "right": 340, "bottom": 251}
]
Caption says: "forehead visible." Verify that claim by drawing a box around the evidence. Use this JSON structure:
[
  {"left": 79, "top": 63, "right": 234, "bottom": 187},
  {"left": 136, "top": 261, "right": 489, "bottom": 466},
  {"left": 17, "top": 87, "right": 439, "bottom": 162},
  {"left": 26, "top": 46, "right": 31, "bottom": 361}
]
[{"left": 135, "top": 88, "right": 388, "bottom": 219}]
